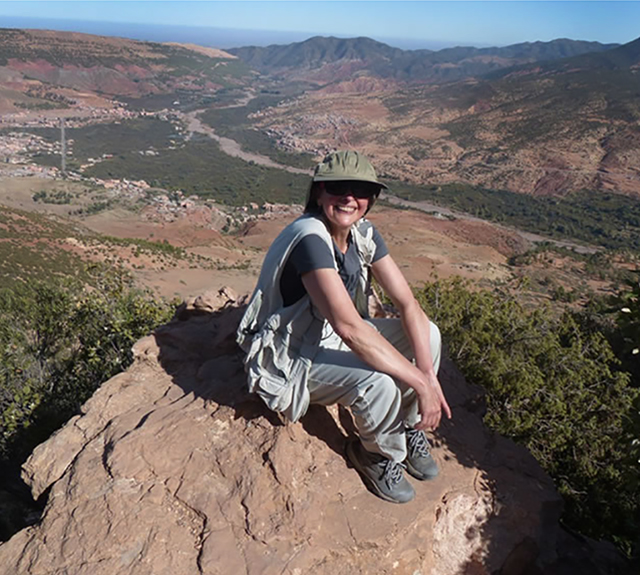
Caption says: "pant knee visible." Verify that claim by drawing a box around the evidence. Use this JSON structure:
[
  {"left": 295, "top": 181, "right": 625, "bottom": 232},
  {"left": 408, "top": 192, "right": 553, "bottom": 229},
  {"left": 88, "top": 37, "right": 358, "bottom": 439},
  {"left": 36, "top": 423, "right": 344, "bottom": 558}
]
[
  {"left": 360, "top": 373, "right": 397, "bottom": 403},
  {"left": 352, "top": 373, "right": 401, "bottom": 425}
]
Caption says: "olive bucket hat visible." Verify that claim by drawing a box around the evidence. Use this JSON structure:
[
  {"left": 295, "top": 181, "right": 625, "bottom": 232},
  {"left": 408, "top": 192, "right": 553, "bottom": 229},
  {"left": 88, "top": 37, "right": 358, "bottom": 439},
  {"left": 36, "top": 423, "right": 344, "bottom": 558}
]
[{"left": 304, "top": 150, "right": 388, "bottom": 213}]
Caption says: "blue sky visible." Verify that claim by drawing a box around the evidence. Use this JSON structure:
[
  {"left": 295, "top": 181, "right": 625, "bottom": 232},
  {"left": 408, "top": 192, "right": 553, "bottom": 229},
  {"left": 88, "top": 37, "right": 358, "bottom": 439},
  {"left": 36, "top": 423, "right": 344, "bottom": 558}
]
[{"left": 0, "top": 1, "right": 638, "bottom": 49}]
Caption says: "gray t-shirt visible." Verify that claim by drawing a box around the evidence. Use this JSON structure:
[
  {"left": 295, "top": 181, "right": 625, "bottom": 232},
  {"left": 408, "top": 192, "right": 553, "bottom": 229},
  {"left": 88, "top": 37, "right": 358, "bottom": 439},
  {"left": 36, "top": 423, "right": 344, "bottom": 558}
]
[{"left": 280, "top": 224, "right": 388, "bottom": 307}]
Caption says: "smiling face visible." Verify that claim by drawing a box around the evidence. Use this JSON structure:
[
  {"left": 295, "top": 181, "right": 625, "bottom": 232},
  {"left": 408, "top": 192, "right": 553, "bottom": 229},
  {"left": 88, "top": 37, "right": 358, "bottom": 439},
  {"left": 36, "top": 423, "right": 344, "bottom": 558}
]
[{"left": 315, "top": 182, "right": 372, "bottom": 237}]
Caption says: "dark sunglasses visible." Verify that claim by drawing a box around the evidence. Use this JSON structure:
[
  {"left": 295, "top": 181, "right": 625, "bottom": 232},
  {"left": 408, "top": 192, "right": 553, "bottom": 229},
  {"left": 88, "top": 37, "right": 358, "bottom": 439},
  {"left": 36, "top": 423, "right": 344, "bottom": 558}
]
[
  {"left": 324, "top": 180, "right": 380, "bottom": 200},
  {"left": 323, "top": 181, "right": 381, "bottom": 199}
]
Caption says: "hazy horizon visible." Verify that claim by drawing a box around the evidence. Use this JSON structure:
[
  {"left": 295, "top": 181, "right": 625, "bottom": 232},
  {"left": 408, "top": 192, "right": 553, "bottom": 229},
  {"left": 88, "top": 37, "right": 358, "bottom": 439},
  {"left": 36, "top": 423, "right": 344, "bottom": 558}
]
[
  {"left": 0, "top": 1, "right": 637, "bottom": 51},
  {"left": 0, "top": 15, "right": 622, "bottom": 52}
]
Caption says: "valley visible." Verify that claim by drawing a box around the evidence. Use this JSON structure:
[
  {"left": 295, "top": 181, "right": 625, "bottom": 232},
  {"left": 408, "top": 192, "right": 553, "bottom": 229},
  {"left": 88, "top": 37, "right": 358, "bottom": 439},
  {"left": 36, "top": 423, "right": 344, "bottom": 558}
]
[
  {"left": 1, "top": 36, "right": 636, "bottom": 310},
  {"left": 1, "top": 26, "right": 640, "bottom": 563}
]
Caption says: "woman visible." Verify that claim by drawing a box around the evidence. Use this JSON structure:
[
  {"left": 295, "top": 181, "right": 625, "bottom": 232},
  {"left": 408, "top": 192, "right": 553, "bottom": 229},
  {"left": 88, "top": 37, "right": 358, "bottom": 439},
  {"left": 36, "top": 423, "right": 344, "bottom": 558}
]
[{"left": 237, "top": 150, "right": 450, "bottom": 503}]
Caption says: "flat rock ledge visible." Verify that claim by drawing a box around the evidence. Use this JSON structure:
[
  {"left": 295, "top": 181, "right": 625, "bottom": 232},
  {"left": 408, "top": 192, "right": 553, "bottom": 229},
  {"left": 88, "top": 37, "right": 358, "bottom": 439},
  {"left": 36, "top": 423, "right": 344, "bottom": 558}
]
[{"left": 0, "top": 288, "right": 565, "bottom": 575}]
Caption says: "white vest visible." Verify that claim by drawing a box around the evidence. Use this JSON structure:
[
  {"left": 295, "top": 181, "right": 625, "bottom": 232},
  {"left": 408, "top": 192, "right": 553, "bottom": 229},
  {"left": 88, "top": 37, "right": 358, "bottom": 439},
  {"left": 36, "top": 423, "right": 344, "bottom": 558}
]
[{"left": 237, "top": 214, "right": 377, "bottom": 421}]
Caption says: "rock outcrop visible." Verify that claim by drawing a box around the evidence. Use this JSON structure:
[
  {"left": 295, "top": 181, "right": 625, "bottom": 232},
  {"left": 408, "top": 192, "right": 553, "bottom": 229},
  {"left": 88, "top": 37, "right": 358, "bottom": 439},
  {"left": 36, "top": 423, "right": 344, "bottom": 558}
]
[{"left": 0, "top": 289, "right": 567, "bottom": 574}]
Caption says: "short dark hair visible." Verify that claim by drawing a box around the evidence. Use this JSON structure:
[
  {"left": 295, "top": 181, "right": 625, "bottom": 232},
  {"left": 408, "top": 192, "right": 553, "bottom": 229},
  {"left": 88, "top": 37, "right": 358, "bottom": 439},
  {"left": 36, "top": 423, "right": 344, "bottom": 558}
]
[{"left": 304, "top": 181, "right": 324, "bottom": 214}]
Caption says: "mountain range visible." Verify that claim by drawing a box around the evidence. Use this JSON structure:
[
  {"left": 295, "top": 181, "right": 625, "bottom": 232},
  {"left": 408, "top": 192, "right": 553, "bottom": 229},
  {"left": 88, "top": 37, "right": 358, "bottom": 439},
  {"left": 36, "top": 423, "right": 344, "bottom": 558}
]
[
  {"left": 0, "top": 28, "right": 248, "bottom": 112},
  {"left": 1, "top": 28, "right": 640, "bottom": 198},
  {"left": 228, "top": 35, "right": 640, "bottom": 197},
  {"left": 1, "top": 27, "right": 639, "bottom": 569},
  {"left": 228, "top": 35, "right": 620, "bottom": 84}
]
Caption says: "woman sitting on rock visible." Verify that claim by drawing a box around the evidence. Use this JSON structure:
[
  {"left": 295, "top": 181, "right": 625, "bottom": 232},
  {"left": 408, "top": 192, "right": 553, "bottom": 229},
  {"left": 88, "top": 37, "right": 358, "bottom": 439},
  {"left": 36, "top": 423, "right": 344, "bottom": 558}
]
[{"left": 237, "top": 150, "right": 450, "bottom": 503}]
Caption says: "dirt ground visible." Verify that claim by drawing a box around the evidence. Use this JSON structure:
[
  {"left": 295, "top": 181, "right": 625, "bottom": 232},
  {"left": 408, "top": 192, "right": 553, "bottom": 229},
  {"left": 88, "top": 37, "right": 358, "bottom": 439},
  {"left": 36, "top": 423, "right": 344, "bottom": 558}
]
[
  {"left": 4, "top": 176, "right": 624, "bottom": 311},
  {"left": 93, "top": 205, "right": 515, "bottom": 300},
  {"left": 0, "top": 177, "right": 95, "bottom": 216},
  {"left": 0, "top": 176, "right": 518, "bottom": 300}
]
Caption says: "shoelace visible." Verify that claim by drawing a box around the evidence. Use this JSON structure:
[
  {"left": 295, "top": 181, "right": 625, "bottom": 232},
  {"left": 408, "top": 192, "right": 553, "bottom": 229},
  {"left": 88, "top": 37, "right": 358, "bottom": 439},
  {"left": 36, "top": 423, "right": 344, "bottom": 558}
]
[
  {"left": 380, "top": 459, "right": 405, "bottom": 488},
  {"left": 406, "top": 429, "right": 431, "bottom": 459}
]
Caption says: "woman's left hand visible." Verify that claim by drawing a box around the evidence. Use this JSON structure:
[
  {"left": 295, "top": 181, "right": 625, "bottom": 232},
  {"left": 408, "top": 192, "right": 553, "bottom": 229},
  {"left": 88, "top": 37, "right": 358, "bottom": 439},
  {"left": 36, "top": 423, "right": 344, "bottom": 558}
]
[{"left": 415, "top": 372, "right": 452, "bottom": 431}]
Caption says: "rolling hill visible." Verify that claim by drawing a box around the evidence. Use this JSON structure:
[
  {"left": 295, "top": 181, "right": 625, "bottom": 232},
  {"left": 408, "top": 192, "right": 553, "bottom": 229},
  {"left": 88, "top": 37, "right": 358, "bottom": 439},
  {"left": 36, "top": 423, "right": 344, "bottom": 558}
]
[
  {"left": 228, "top": 35, "right": 619, "bottom": 85},
  {"left": 2, "top": 28, "right": 639, "bottom": 200},
  {"left": 0, "top": 28, "right": 251, "bottom": 113},
  {"left": 235, "top": 35, "right": 640, "bottom": 198}
]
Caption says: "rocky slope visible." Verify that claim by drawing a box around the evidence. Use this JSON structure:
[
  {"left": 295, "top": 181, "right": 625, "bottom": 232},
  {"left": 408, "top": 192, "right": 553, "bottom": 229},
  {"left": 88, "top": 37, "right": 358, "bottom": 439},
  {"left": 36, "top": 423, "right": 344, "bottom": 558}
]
[
  {"left": 247, "top": 36, "right": 640, "bottom": 198},
  {"left": 0, "top": 289, "right": 626, "bottom": 575},
  {"left": 3, "top": 28, "right": 638, "bottom": 199},
  {"left": 0, "top": 28, "right": 249, "bottom": 113}
]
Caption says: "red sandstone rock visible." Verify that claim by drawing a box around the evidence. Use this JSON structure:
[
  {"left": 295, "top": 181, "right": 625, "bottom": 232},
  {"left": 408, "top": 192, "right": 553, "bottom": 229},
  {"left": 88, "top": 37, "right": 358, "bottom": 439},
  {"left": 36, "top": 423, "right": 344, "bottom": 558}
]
[{"left": 0, "top": 290, "right": 563, "bottom": 574}]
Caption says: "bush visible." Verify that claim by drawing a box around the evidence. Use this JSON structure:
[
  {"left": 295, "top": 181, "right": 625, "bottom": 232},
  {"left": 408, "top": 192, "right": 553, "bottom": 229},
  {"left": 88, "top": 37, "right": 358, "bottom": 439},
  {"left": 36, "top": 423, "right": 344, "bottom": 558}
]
[
  {"left": 32, "top": 189, "right": 73, "bottom": 204},
  {"left": 0, "top": 268, "right": 176, "bottom": 463},
  {"left": 415, "top": 277, "right": 640, "bottom": 553}
]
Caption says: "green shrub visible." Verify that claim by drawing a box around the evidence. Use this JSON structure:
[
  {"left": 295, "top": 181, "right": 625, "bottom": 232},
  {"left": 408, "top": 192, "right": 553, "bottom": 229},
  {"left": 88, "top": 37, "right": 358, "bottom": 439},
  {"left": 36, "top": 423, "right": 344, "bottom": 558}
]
[
  {"left": 32, "top": 189, "right": 73, "bottom": 204},
  {"left": 391, "top": 181, "right": 640, "bottom": 251},
  {"left": 0, "top": 267, "right": 176, "bottom": 463},
  {"left": 416, "top": 277, "right": 640, "bottom": 553},
  {"left": 83, "top": 138, "right": 310, "bottom": 206}
]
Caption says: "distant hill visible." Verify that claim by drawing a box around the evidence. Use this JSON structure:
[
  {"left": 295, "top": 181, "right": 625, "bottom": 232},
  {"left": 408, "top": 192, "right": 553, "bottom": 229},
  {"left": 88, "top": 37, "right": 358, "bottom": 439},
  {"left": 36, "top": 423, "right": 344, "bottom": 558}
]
[
  {"left": 2, "top": 28, "right": 639, "bottom": 199},
  {"left": 493, "top": 35, "right": 640, "bottom": 78},
  {"left": 393, "top": 33, "right": 640, "bottom": 195},
  {"left": 241, "top": 35, "right": 640, "bottom": 198},
  {"left": 228, "top": 36, "right": 619, "bottom": 84},
  {"left": 429, "top": 36, "right": 640, "bottom": 194},
  {"left": 229, "top": 36, "right": 406, "bottom": 70},
  {"left": 0, "top": 28, "right": 251, "bottom": 111}
]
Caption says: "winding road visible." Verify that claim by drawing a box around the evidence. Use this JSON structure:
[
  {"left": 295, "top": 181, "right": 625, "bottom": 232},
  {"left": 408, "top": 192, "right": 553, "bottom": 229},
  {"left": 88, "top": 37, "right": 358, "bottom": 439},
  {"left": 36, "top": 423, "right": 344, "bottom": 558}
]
[
  {"left": 181, "top": 109, "right": 311, "bottom": 176},
  {"left": 177, "top": 96, "right": 598, "bottom": 255},
  {"left": 382, "top": 193, "right": 599, "bottom": 254}
]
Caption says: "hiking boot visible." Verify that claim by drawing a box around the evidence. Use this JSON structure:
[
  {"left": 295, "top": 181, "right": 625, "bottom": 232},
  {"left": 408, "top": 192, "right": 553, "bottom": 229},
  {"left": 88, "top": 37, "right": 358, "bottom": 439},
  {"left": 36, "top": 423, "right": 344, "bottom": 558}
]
[
  {"left": 405, "top": 428, "right": 439, "bottom": 481},
  {"left": 346, "top": 440, "right": 415, "bottom": 504}
]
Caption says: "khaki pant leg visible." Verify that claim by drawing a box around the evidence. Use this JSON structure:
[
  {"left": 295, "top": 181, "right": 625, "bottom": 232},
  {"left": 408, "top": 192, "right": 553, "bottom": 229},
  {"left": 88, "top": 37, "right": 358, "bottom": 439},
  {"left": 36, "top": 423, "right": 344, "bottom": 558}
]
[
  {"left": 307, "top": 327, "right": 406, "bottom": 461},
  {"left": 306, "top": 320, "right": 441, "bottom": 461},
  {"left": 369, "top": 318, "right": 442, "bottom": 427}
]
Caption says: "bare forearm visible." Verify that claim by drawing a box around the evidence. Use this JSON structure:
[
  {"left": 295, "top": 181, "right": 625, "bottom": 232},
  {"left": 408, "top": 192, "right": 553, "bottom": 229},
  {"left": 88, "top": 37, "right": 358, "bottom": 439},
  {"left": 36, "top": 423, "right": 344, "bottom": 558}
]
[
  {"left": 371, "top": 256, "right": 436, "bottom": 376},
  {"left": 303, "top": 261, "right": 450, "bottom": 429},
  {"left": 340, "top": 318, "right": 448, "bottom": 430},
  {"left": 399, "top": 299, "right": 436, "bottom": 376},
  {"left": 339, "top": 319, "right": 429, "bottom": 393}
]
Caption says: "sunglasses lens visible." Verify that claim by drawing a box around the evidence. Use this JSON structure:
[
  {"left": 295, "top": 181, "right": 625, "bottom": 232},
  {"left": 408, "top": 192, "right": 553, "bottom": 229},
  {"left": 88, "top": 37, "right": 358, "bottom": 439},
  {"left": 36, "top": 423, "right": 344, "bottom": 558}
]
[{"left": 324, "top": 182, "right": 379, "bottom": 199}]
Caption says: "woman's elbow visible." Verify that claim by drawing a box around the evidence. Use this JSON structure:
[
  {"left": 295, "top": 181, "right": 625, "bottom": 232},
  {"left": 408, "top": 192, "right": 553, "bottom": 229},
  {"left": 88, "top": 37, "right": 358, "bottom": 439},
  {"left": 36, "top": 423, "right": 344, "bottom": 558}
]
[
  {"left": 397, "top": 295, "right": 423, "bottom": 318},
  {"left": 331, "top": 319, "right": 364, "bottom": 348}
]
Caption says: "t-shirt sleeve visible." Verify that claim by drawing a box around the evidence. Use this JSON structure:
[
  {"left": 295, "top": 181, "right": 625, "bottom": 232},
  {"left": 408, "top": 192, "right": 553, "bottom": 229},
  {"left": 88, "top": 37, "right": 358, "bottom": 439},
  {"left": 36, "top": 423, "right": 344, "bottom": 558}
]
[
  {"left": 371, "top": 226, "right": 389, "bottom": 263},
  {"left": 288, "top": 234, "right": 335, "bottom": 275}
]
